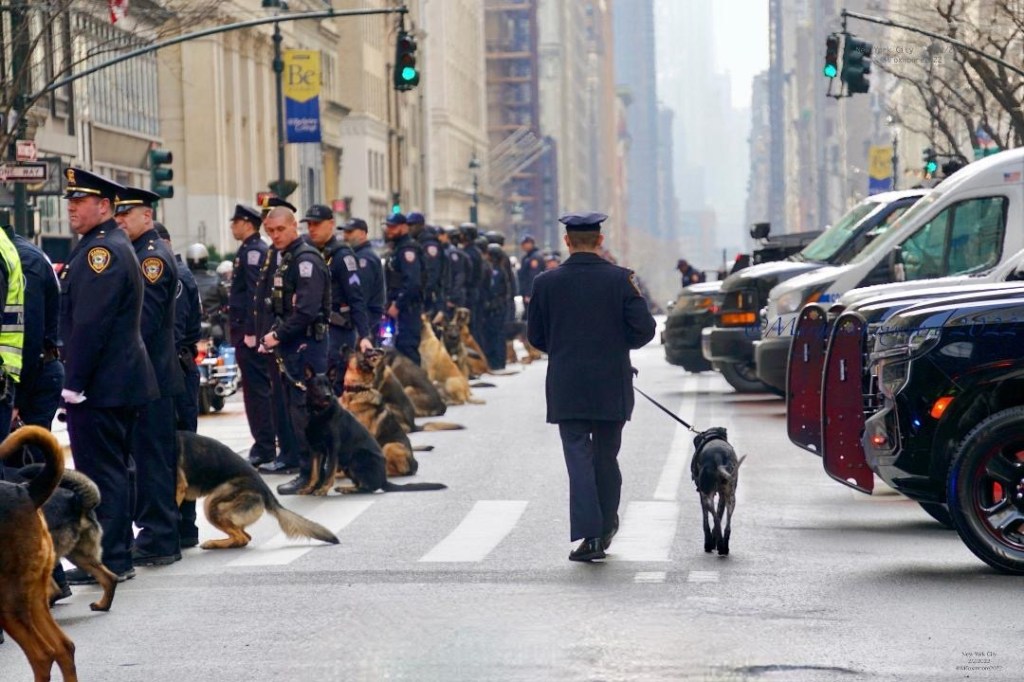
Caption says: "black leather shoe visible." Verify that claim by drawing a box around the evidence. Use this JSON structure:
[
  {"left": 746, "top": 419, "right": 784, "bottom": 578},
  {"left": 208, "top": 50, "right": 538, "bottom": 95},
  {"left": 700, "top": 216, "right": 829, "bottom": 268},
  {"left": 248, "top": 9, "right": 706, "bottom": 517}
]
[
  {"left": 50, "top": 582, "right": 72, "bottom": 605},
  {"left": 568, "top": 538, "right": 606, "bottom": 562},
  {"left": 66, "top": 567, "right": 135, "bottom": 584},
  {"left": 259, "top": 460, "right": 299, "bottom": 475},
  {"left": 179, "top": 536, "right": 200, "bottom": 549},
  {"left": 132, "top": 548, "right": 182, "bottom": 567},
  {"left": 602, "top": 514, "right": 620, "bottom": 551},
  {"left": 249, "top": 454, "right": 274, "bottom": 467},
  {"left": 277, "top": 475, "right": 309, "bottom": 495}
]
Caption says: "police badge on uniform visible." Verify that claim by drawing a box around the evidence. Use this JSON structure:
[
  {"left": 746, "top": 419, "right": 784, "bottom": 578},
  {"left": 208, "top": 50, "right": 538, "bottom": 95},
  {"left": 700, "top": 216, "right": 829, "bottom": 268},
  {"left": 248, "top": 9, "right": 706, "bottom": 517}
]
[
  {"left": 628, "top": 272, "right": 643, "bottom": 296},
  {"left": 142, "top": 257, "right": 164, "bottom": 284},
  {"left": 426, "top": 245, "right": 438, "bottom": 257},
  {"left": 87, "top": 247, "right": 111, "bottom": 274},
  {"left": 359, "top": 258, "right": 367, "bottom": 268},
  {"left": 248, "top": 250, "right": 261, "bottom": 266},
  {"left": 299, "top": 261, "right": 314, "bottom": 278},
  {"left": 404, "top": 250, "right": 416, "bottom": 263}
]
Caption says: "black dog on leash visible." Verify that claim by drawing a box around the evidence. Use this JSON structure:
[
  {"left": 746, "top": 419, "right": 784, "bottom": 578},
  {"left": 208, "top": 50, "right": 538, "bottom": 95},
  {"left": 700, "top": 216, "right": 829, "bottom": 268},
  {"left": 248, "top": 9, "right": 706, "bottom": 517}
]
[{"left": 691, "top": 427, "right": 745, "bottom": 556}]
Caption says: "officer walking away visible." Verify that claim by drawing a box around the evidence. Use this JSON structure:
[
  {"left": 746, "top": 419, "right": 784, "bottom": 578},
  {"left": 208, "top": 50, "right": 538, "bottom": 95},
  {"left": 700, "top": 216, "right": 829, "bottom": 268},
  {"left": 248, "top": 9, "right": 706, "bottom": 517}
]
[
  {"left": 227, "top": 205, "right": 278, "bottom": 468},
  {"left": 341, "top": 217, "right": 385, "bottom": 344},
  {"left": 383, "top": 213, "right": 424, "bottom": 365},
  {"left": 527, "top": 212, "right": 656, "bottom": 562},
  {"left": 0, "top": 225, "right": 25, "bottom": 443},
  {"left": 410, "top": 214, "right": 444, "bottom": 318},
  {"left": 301, "top": 204, "right": 372, "bottom": 386},
  {"left": 61, "top": 168, "right": 159, "bottom": 584},
  {"left": 257, "top": 207, "right": 331, "bottom": 496},
  {"left": 115, "top": 187, "right": 186, "bottom": 567}
]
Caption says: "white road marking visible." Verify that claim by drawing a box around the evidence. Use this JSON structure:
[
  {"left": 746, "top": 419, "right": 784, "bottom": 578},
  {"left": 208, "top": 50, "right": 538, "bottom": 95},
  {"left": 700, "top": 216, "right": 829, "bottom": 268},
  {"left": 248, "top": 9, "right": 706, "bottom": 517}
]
[
  {"left": 227, "top": 498, "right": 375, "bottom": 567},
  {"left": 419, "top": 500, "right": 528, "bottom": 563},
  {"left": 653, "top": 377, "right": 703, "bottom": 501},
  {"left": 607, "top": 501, "right": 679, "bottom": 562},
  {"left": 687, "top": 570, "right": 719, "bottom": 583},
  {"left": 634, "top": 571, "right": 667, "bottom": 583}
]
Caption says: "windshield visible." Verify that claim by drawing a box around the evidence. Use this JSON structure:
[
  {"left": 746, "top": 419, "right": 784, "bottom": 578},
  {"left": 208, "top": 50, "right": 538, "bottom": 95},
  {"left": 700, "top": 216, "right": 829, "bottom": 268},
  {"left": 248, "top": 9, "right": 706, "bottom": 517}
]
[
  {"left": 798, "top": 201, "right": 881, "bottom": 263},
  {"left": 850, "top": 192, "right": 942, "bottom": 265}
]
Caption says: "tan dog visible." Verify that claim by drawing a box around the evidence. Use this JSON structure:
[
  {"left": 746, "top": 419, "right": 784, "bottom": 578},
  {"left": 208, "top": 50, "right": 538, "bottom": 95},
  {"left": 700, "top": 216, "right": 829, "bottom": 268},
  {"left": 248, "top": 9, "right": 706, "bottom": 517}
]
[
  {"left": 452, "top": 308, "right": 491, "bottom": 377},
  {"left": 420, "top": 314, "right": 483, "bottom": 405},
  {"left": 438, "top": 309, "right": 472, "bottom": 378},
  {"left": 0, "top": 427, "right": 78, "bottom": 682}
]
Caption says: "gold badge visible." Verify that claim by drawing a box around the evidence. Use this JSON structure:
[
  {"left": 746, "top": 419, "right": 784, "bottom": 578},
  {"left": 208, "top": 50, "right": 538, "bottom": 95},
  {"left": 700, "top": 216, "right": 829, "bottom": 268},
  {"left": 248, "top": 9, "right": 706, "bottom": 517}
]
[
  {"left": 87, "top": 247, "right": 111, "bottom": 274},
  {"left": 66, "top": 168, "right": 76, "bottom": 184},
  {"left": 142, "top": 257, "right": 164, "bottom": 284},
  {"left": 628, "top": 272, "right": 643, "bottom": 296}
]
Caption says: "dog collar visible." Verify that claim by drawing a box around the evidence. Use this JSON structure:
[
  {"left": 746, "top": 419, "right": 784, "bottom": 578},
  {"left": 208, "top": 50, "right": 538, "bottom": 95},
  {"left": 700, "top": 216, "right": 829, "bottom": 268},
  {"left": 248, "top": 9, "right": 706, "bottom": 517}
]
[{"left": 343, "top": 385, "right": 371, "bottom": 393}]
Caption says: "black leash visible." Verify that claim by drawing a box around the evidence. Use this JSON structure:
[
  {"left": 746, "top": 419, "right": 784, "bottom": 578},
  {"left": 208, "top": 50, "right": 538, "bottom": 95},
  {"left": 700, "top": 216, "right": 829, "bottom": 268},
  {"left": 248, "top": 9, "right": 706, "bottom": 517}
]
[{"left": 633, "top": 385, "right": 699, "bottom": 434}]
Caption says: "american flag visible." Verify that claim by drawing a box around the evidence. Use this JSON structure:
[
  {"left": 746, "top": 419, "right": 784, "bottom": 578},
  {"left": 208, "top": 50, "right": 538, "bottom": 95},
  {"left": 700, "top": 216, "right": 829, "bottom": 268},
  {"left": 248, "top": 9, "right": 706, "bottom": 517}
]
[
  {"left": 109, "top": 0, "right": 128, "bottom": 23},
  {"left": 1005, "top": 171, "right": 1022, "bottom": 183}
]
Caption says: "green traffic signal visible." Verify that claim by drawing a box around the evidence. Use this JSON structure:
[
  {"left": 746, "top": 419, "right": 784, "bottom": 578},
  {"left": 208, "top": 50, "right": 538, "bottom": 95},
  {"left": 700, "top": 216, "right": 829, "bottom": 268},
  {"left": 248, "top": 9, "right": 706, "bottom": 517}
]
[
  {"left": 824, "top": 34, "right": 840, "bottom": 79},
  {"left": 148, "top": 148, "right": 174, "bottom": 199},
  {"left": 840, "top": 35, "right": 872, "bottom": 94},
  {"left": 925, "top": 160, "right": 938, "bottom": 174},
  {"left": 401, "top": 66, "right": 418, "bottom": 82},
  {"left": 824, "top": 64, "right": 837, "bottom": 78},
  {"left": 394, "top": 31, "right": 420, "bottom": 91}
]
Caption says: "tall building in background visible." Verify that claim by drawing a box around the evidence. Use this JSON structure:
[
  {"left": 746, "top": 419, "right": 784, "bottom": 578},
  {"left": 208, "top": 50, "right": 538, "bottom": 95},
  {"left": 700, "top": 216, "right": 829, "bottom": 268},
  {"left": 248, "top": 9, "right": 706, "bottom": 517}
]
[{"left": 746, "top": 71, "right": 772, "bottom": 232}]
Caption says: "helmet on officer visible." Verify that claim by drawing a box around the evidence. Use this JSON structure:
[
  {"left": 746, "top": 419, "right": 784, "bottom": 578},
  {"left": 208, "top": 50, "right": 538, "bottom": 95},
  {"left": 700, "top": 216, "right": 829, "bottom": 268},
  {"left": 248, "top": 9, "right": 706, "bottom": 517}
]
[
  {"left": 186, "top": 243, "right": 209, "bottom": 270},
  {"left": 484, "top": 230, "right": 505, "bottom": 246},
  {"left": 486, "top": 243, "right": 505, "bottom": 259},
  {"left": 459, "top": 222, "right": 478, "bottom": 240},
  {"left": 474, "top": 235, "right": 489, "bottom": 250}
]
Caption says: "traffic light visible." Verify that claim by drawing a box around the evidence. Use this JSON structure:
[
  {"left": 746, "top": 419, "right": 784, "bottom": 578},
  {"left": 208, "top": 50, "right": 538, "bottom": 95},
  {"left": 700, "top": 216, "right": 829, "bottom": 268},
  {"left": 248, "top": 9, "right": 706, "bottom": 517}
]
[
  {"left": 393, "top": 30, "right": 419, "bottom": 91},
  {"left": 824, "top": 34, "right": 840, "bottom": 79},
  {"left": 391, "top": 192, "right": 401, "bottom": 215},
  {"left": 149, "top": 148, "right": 174, "bottom": 199},
  {"left": 840, "top": 35, "right": 873, "bottom": 94},
  {"left": 923, "top": 148, "right": 938, "bottom": 177}
]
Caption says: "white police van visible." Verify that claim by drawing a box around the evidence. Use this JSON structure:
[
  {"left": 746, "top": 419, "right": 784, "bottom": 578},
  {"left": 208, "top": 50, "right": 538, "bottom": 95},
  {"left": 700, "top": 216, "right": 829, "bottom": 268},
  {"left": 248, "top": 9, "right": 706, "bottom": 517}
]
[{"left": 755, "top": 147, "right": 1024, "bottom": 391}]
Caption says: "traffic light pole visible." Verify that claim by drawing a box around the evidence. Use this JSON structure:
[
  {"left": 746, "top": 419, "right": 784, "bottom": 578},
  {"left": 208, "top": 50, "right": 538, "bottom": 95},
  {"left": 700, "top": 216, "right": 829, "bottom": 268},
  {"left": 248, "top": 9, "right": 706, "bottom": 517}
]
[
  {"left": 272, "top": 21, "right": 286, "bottom": 195},
  {"left": 841, "top": 9, "right": 1024, "bottom": 79}
]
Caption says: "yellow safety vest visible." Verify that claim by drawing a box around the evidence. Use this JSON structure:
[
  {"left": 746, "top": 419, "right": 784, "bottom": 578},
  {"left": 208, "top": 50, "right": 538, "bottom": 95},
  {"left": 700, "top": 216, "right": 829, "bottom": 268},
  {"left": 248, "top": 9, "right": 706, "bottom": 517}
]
[{"left": 0, "top": 231, "right": 25, "bottom": 382}]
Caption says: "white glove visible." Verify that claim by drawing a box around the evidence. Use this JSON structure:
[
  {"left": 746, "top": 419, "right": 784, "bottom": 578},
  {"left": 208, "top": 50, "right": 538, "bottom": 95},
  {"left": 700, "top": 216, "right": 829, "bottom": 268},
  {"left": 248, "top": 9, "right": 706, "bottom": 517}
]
[{"left": 61, "top": 389, "right": 87, "bottom": 405}]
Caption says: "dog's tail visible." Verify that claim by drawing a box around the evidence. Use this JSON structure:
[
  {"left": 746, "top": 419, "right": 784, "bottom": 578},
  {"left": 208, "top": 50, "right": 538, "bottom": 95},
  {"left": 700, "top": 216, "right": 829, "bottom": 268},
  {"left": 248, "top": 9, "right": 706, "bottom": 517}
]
[
  {"left": 264, "top": 498, "right": 339, "bottom": 545},
  {"left": 382, "top": 481, "right": 447, "bottom": 492},
  {"left": 718, "top": 455, "right": 747, "bottom": 482},
  {"left": 412, "top": 445, "right": 435, "bottom": 451},
  {"left": 21, "top": 464, "right": 102, "bottom": 511},
  {"left": 419, "top": 422, "right": 465, "bottom": 432},
  {"left": 470, "top": 381, "right": 497, "bottom": 388},
  {"left": 0, "top": 426, "right": 63, "bottom": 509}
]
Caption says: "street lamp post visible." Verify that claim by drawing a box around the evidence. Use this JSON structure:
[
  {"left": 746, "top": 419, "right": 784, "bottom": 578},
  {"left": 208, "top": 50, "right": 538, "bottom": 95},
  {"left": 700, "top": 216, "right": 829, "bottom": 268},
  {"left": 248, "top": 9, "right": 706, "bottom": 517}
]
[
  {"left": 468, "top": 154, "right": 480, "bottom": 224},
  {"left": 263, "top": 0, "right": 287, "bottom": 194}
]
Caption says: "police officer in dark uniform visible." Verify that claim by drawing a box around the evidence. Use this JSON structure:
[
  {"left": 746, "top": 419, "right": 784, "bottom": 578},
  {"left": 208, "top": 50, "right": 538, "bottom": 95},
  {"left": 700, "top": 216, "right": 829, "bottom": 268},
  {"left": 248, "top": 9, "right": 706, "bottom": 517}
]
[
  {"left": 518, "top": 234, "right": 545, "bottom": 315},
  {"left": 459, "top": 223, "right": 486, "bottom": 342},
  {"left": 411, "top": 215, "right": 444, "bottom": 318},
  {"left": 61, "top": 169, "right": 159, "bottom": 584},
  {"left": 341, "top": 217, "right": 385, "bottom": 343},
  {"left": 256, "top": 206, "right": 331, "bottom": 496},
  {"left": 301, "top": 204, "right": 371, "bottom": 387},
  {"left": 383, "top": 213, "right": 424, "bottom": 365},
  {"left": 114, "top": 186, "right": 185, "bottom": 566},
  {"left": 483, "top": 243, "right": 510, "bottom": 369},
  {"left": 527, "top": 212, "right": 656, "bottom": 562},
  {"left": 440, "top": 226, "right": 466, "bottom": 317}
]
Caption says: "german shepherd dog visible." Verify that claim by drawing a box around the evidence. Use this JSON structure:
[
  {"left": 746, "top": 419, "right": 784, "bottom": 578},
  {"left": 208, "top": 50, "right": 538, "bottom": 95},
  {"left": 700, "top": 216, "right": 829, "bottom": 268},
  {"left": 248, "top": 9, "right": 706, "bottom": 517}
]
[
  {"left": 420, "top": 314, "right": 483, "bottom": 406},
  {"left": 690, "top": 427, "right": 745, "bottom": 556},
  {"left": 381, "top": 349, "right": 448, "bottom": 417},
  {"left": 174, "top": 431, "right": 339, "bottom": 549},
  {"left": 439, "top": 308, "right": 473, "bottom": 378},
  {"left": 12, "top": 464, "right": 118, "bottom": 612},
  {"left": 305, "top": 367, "right": 447, "bottom": 495},
  {"left": 452, "top": 307, "right": 492, "bottom": 378},
  {"left": 0, "top": 426, "right": 78, "bottom": 682}
]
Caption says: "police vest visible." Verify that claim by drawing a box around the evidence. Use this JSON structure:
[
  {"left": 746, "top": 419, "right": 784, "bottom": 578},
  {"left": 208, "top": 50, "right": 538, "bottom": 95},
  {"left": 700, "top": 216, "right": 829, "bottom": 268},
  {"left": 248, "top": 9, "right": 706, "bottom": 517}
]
[
  {"left": 0, "top": 232, "right": 25, "bottom": 382},
  {"left": 272, "top": 242, "right": 330, "bottom": 324}
]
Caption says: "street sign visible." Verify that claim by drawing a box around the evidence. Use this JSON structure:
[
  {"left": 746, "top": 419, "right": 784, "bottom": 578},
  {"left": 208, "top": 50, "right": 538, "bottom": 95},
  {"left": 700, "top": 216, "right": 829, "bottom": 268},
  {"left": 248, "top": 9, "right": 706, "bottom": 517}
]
[
  {"left": 0, "top": 163, "right": 48, "bottom": 183},
  {"left": 15, "top": 140, "right": 37, "bottom": 162}
]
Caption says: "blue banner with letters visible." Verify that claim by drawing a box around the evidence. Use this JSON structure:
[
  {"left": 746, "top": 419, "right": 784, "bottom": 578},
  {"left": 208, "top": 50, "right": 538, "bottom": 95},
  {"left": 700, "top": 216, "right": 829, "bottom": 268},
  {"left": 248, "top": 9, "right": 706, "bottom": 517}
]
[{"left": 284, "top": 50, "right": 322, "bottom": 144}]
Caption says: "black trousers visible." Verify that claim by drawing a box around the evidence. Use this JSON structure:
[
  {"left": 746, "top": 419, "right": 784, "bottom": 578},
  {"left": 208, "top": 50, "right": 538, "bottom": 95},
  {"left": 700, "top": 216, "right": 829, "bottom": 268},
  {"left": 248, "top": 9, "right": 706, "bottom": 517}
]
[
  {"left": 270, "top": 358, "right": 299, "bottom": 467},
  {"left": 394, "top": 304, "right": 422, "bottom": 366},
  {"left": 174, "top": 362, "right": 200, "bottom": 542},
  {"left": 557, "top": 420, "right": 625, "bottom": 541},
  {"left": 66, "top": 404, "right": 138, "bottom": 574},
  {"left": 232, "top": 332, "right": 277, "bottom": 462},
  {"left": 328, "top": 326, "right": 357, "bottom": 395},
  {"left": 133, "top": 395, "right": 180, "bottom": 557},
  {"left": 280, "top": 342, "right": 327, "bottom": 480},
  {"left": 483, "top": 307, "right": 506, "bottom": 369}
]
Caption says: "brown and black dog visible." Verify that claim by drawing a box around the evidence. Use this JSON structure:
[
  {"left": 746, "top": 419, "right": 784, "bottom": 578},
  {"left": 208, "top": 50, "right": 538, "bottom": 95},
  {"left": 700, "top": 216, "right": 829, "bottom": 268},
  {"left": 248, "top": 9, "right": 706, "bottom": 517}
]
[
  {"left": 420, "top": 314, "right": 483, "bottom": 405},
  {"left": 175, "top": 431, "right": 339, "bottom": 548},
  {"left": 381, "top": 349, "right": 448, "bottom": 417},
  {"left": 305, "top": 368, "right": 447, "bottom": 495},
  {"left": 0, "top": 426, "right": 78, "bottom": 682}
]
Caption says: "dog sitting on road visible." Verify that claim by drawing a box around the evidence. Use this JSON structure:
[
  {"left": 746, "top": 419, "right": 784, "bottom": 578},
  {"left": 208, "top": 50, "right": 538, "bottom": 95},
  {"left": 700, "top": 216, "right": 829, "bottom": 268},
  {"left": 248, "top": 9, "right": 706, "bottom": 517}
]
[
  {"left": 420, "top": 313, "right": 483, "bottom": 406},
  {"left": 690, "top": 427, "right": 745, "bottom": 556},
  {"left": 175, "top": 431, "right": 339, "bottom": 548},
  {"left": 0, "top": 426, "right": 79, "bottom": 681},
  {"left": 381, "top": 349, "right": 448, "bottom": 417},
  {"left": 305, "top": 367, "right": 447, "bottom": 495}
]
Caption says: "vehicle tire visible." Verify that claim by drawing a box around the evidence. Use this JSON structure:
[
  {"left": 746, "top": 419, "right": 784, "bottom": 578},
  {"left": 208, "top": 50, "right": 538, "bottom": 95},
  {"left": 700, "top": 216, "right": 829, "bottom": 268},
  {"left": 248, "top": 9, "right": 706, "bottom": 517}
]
[
  {"left": 718, "top": 361, "right": 772, "bottom": 394},
  {"left": 198, "top": 388, "right": 212, "bottom": 416},
  {"left": 947, "top": 406, "right": 1024, "bottom": 574},
  {"left": 211, "top": 394, "right": 225, "bottom": 412},
  {"left": 917, "top": 501, "right": 955, "bottom": 529}
]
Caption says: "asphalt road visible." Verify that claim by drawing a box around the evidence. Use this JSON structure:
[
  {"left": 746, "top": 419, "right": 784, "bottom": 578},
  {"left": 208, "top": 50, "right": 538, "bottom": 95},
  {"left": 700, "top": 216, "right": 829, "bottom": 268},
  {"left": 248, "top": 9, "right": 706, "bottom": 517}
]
[{"left": 2, "top": 324, "right": 1021, "bottom": 681}]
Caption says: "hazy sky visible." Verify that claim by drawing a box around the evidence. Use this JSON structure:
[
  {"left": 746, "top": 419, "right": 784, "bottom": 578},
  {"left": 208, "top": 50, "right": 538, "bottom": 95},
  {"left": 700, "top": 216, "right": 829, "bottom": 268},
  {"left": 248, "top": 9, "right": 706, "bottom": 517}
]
[{"left": 711, "top": 1, "right": 770, "bottom": 108}]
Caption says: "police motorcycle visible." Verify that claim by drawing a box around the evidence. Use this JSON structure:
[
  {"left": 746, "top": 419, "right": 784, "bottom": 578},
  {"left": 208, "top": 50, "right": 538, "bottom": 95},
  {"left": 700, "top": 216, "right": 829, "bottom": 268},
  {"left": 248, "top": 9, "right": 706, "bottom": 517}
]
[{"left": 195, "top": 314, "right": 238, "bottom": 414}]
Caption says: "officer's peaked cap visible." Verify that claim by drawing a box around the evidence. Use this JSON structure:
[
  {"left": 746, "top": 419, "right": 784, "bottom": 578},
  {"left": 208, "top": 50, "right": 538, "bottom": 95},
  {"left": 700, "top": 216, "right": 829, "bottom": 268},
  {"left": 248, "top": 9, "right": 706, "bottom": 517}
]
[
  {"left": 559, "top": 211, "right": 608, "bottom": 232},
  {"left": 520, "top": 233, "right": 536, "bottom": 244},
  {"left": 385, "top": 213, "right": 407, "bottom": 226},
  {"left": 406, "top": 212, "right": 426, "bottom": 225},
  {"left": 300, "top": 204, "right": 334, "bottom": 223},
  {"left": 64, "top": 167, "right": 124, "bottom": 201},
  {"left": 232, "top": 204, "right": 263, "bottom": 227},
  {"left": 114, "top": 186, "right": 161, "bottom": 215},
  {"left": 342, "top": 218, "right": 369, "bottom": 232}
]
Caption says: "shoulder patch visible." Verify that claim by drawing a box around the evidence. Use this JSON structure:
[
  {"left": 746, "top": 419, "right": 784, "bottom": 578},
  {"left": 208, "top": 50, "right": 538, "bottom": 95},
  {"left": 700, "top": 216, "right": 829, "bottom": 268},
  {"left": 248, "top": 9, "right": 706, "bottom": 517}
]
[
  {"left": 426, "top": 244, "right": 438, "bottom": 257},
  {"left": 628, "top": 272, "right": 642, "bottom": 296},
  {"left": 404, "top": 250, "right": 417, "bottom": 264},
  {"left": 530, "top": 259, "right": 540, "bottom": 269},
  {"left": 87, "top": 247, "right": 111, "bottom": 274},
  {"left": 298, "top": 260, "right": 314, "bottom": 278},
  {"left": 450, "top": 252, "right": 460, "bottom": 261},
  {"left": 358, "top": 257, "right": 368, "bottom": 269},
  {"left": 142, "top": 257, "right": 164, "bottom": 284},
  {"left": 343, "top": 254, "right": 358, "bottom": 272},
  {"left": 248, "top": 250, "right": 261, "bottom": 266}
]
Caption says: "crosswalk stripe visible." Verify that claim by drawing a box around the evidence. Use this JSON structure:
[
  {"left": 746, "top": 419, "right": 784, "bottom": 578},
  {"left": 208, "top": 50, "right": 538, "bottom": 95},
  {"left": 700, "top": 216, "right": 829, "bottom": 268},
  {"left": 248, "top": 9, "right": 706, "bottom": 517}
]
[
  {"left": 227, "top": 498, "right": 375, "bottom": 567},
  {"left": 653, "top": 376, "right": 702, "bottom": 501},
  {"left": 687, "top": 570, "right": 719, "bottom": 583},
  {"left": 634, "top": 571, "right": 666, "bottom": 583},
  {"left": 419, "top": 500, "right": 528, "bottom": 563},
  {"left": 607, "top": 501, "right": 678, "bottom": 562}
]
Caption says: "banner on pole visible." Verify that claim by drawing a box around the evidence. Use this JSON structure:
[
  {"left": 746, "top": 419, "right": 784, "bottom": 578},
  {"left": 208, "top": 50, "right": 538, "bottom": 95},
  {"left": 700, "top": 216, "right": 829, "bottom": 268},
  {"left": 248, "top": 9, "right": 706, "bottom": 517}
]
[
  {"left": 867, "top": 145, "right": 894, "bottom": 195},
  {"left": 283, "top": 49, "right": 322, "bottom": 144}
]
